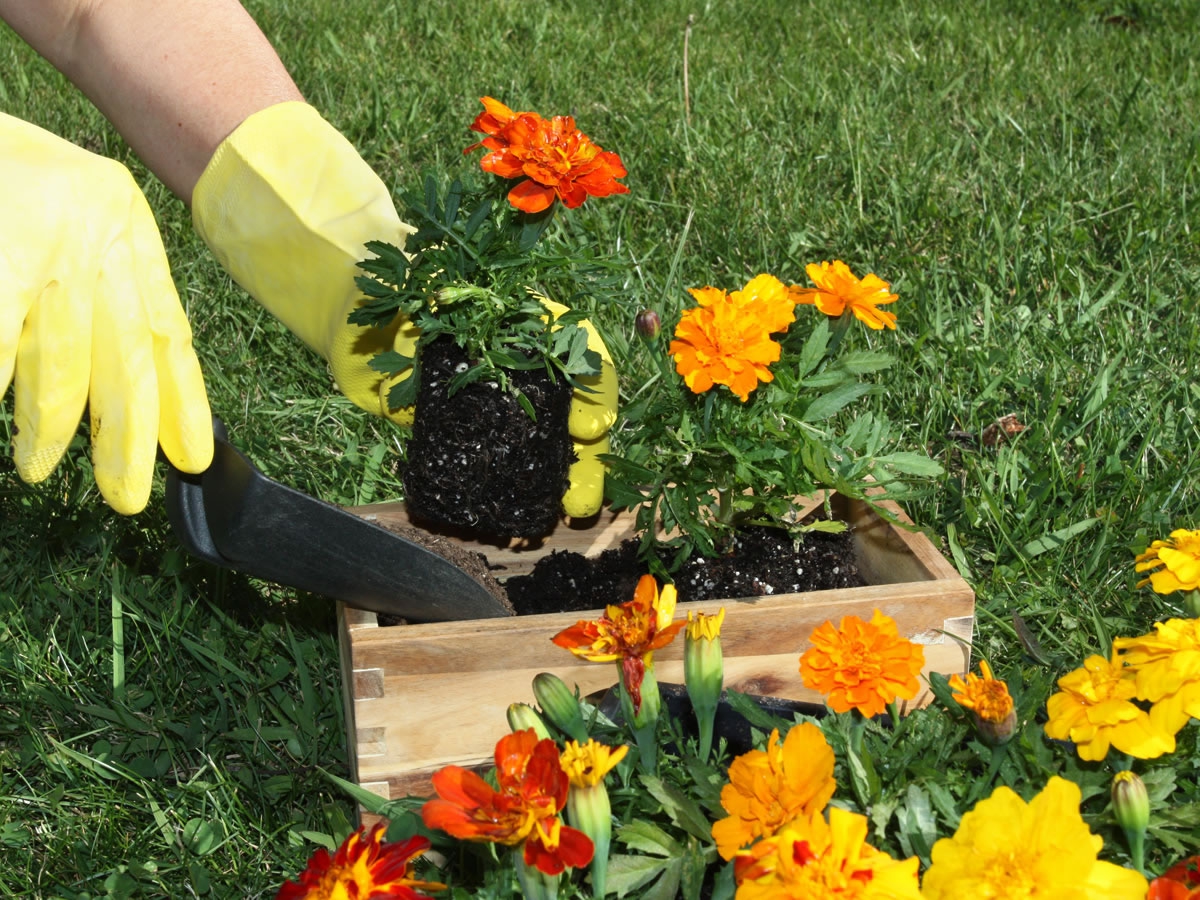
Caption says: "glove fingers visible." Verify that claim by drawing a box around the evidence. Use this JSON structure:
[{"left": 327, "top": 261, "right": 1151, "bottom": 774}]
[
  {"left": 128, "top": 199, "right": 214, "bottom": 474},
  {"left": 563, "top": 433, "right": 609, "bottom": 519},
  {"left": 12, "top": 281, "right": 92, "bottom": 485},
  {"left": 89, "top": 219, "right": 159, "bottom": 515},
  {"left": 568, "top": 357, "right": 619, "bottom": 442}
]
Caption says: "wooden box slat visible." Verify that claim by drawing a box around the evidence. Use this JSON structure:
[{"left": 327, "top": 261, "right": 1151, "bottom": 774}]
[{"left": 338, "top": 494, "right": 975, "bottom": 810}]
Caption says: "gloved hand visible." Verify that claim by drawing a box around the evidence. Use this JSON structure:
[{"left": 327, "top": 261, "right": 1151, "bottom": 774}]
[
  {"left": 0, "top": 112, "right": 213, "bottom": 515},
  {"left": 192, "top": 102, "right": 617, "bottom": 516}
]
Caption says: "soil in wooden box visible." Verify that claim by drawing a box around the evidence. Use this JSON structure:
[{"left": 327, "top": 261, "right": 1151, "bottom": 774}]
[
  {"left": 505, "top": 525, "right": 866, "bottom": 615},
  {"left": 403, "top": 337, "right": 574, "bottom": 538}
]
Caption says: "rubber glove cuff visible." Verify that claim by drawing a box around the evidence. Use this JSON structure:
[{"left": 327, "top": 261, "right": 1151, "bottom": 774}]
[{"left": 192, "top": 101, "right": 418, "bottom": 421}]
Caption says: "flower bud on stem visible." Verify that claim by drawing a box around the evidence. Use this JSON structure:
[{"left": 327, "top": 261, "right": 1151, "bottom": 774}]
[
  {"left": 684, "top": 609, "right": 726, "bottom": 761},
  {"left": 533, "top": 673, "right": 589, "bottom": 744},
  {"left": 618, "top": 663, "right": 661, "bottom": 775},
  {"left": 1111, "top": 770, "right": 1149, "bottom": 875}
]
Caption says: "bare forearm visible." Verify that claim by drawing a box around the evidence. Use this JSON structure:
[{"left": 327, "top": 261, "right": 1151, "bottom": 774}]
[{"left": 0, "top": 0, "right": 303, "bottom": 200}]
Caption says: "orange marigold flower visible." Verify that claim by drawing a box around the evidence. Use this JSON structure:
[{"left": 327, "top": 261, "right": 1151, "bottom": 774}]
[
  {"left": 1135, "top": 529, "right": 1200, "bottom": 594},
  {"left": 1113, "top": 617, "right": 1200, "bottom": 734},
  {"left": 732, "top": 807, "right": 922, "bottom": 899},
  {"left": 948, "top": 659, "right": 1017, "bottom": 745},
  {"left": 421, "top": 729, "right": 593, "bottom": 876},
  {"left": 464, "top": 97, "right": 628, "bottom": 213},
  {"left": 790, "top": 260, "right": 898, "bottom": 331},
  {"left": 1043, "top": 651, "right": 1176, "bottom": 761},
  {"left": 799, "top": 610, "right": 925, "bottom": 718},
  {"left": 552, "top": 574, "right": 685, "bottom": 714},
  {"left": 711, "top": 723, "right": 836, "bottom": 860},
  {"left": 948, "top": 660, "right": 1013, "bottom": 723},
  {"left": 1149, "top": 856, "right": 1200, "bottom": 900},
  {"left": 276, "top": 824, "right": 444, "bottom": 900},
  {"left": 669, "top": 301, "right": 782, "bottom": 401},
  {"left": 464, "top": 95, "right": 525, "bottom": 153},
  {"left": 690, "top": 274, "right": 798, "bottom": 335}
]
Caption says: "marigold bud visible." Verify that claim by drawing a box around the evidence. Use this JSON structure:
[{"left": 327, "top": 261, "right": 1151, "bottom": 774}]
[
  {"left": 532, "top": 672, "right": 589, "bottom": 743},
  {"left": 635, "top": 309, "right": 661, "bottom": 340},
  {"left": 1112, "top": 770, "right": 1149, "bottom": 874},
  {"left": 684, "top": 609, "right": 725, "bottom": 761},
  {"left": 507, "top": 702, "right": 552, "bottom": 741}
]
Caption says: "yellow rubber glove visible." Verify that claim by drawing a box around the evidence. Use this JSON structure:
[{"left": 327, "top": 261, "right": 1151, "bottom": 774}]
[
  {"left": 193, "top": 102, "right": 618, "bottom": 516},
  {"left": 0, "top": 113, "right": 213, "bottom": 514}
]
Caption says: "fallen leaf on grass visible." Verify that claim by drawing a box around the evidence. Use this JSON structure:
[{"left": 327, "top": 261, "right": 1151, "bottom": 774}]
[{"left": 982, "top": 414, "right": 1026, "bottom": 448}]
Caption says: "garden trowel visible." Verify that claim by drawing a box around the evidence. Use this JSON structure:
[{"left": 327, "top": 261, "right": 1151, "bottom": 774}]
[{"left": 165, "top": 418, "right": 513, "bottom": 621}]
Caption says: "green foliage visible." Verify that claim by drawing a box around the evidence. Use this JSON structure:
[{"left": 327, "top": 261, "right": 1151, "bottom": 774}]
[
  {"left": 352, "top": 174, "right": 605, "bottom": 417},
  {"left": 608, "top": 309, "right": 943, "bottom": 563}
]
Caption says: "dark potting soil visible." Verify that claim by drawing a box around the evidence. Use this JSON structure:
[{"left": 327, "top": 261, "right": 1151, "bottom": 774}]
[
  {"left": 372, "top": 523, "right": 863, "bottom": 625},
  {"left": 403, "top": 337, "right": 575, "bottom": 539},
  {"left": 504, "top": 525, "right": 865, "bottom": 616}
]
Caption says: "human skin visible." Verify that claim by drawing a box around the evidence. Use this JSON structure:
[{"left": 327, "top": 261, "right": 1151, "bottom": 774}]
[{"left": 0, "top": 0, "right": 304, "bottom": 199}]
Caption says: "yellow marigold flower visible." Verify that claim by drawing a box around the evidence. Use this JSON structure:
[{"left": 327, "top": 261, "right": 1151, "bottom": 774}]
[
  {"left": 711, "top": 723, "right": 836, "bottom": 860},
  {"left": 686, "top": 607, "right": 726, "bottom": 642},
  {"left": 1114, "top": 617, "right": 1200, "bottom": 734},
  {"left": 1044, "top": 651, "right": 1176, "bottom": 761},
  {"left": 559, "top": 739, "right": 627, "bottom": 789},
  {"left": 733, "top": 806, "right": 922, "bottom": 899},
  {"left": 799, "top": 610, "right": 925, "bottom": 718},
  {"left": 790, "top": 260, "right": 898, "bottom": 331},
  {"left": 669, "top": 300, "right": 782, "bottom": 402},
  {"left": 921, "top": 776, "right": 1148, "bottom": 900},
  {"left": 1135, "top": 529, "right": 1200, "bottom": 593}
]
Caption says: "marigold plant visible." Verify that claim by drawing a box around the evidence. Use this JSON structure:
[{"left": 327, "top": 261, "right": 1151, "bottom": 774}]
[
  {"left": 551, "top": 574, "right": 684, "bottom": 715},
  {"left": 799, "top": 609, "right": 925, "bottom": 718},
  {"left": 921, "top": 777, "right": 1148, "bottom": 899},
  {"left": 276, "top": 824, "right": 444, "bottom": 900},
  {"left": 608, "top": 265, "right": 942, "bottom": 563}
]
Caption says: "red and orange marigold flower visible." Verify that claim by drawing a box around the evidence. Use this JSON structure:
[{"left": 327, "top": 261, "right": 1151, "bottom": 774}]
[
  {"left": 465, "top": 96, "right": 628, "bottom": 213},
  {"left": 1149, "top": 856, "right": 1200, "bottom": 900},
  {"left": 551, "top": 574, "right": 685, "bottom": 714},
  {"left": 276, "top": 824, "right": 444, "bottom": 900},
  {"left": 420, "top": 729, "right": 593, "bottom": 876},
  {"left": 790, "top": 260, "right": 898, "bottom": 331},
  {"left": 799, "top": 610, "right": 925, "bottom": 718}
]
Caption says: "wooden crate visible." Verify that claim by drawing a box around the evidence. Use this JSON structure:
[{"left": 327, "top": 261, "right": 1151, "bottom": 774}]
[{"left": 338, "top": 492, "right": 975, "bottom": 809}]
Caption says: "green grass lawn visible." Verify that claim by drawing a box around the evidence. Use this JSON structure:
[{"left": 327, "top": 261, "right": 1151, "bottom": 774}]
[{"left": 3, "top": 0, "right": 1200, "bottom": 895}]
